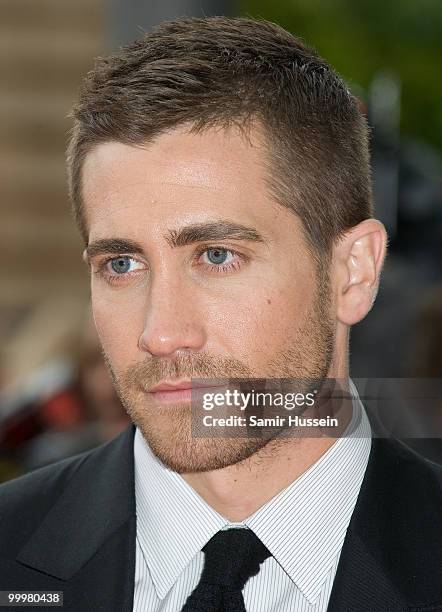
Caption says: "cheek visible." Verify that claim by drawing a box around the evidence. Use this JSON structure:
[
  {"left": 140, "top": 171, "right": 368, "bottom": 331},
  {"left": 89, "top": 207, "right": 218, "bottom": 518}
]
[
  {"left": 91, "top": 291, "right": 146, "bottom": 371},
  {"left": 219, "top": 285, "right": 307, "bottom": 366}
]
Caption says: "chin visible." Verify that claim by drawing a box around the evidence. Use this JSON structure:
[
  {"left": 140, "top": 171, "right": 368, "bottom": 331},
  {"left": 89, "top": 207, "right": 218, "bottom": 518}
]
[{"left": 136, "top": 415, "right": 271, "bottom": 474}]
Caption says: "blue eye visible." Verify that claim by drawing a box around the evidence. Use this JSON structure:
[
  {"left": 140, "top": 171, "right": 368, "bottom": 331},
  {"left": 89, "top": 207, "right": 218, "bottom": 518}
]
[
  {"left": 110, "top": 256, "right": 131, "bottom": 274},
  {"left": 206, "top": 248, "right": 229, "bottom": 265},
  {"left": 197, "top": 247, "right": 245, "bottom": 274},
  {"left": 95, "top": 255, "right": 145, "bottom": 284}
]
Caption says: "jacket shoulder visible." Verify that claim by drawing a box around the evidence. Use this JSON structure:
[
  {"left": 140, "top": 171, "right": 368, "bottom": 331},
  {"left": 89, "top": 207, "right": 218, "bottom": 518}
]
[
  {"left": 0, "top": 445, "right": 101, "bottom": 554},
  {"left": 385, "top": 436, "right": 442, "bottom": 488},
  {"left": 369, "top": 436, "right": 442, "bottom": 527}
]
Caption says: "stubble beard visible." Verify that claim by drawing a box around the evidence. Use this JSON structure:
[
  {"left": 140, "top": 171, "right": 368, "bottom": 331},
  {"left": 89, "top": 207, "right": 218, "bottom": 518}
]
[{"left": 104, "top": 271, "right": 335, "bottom": 474}]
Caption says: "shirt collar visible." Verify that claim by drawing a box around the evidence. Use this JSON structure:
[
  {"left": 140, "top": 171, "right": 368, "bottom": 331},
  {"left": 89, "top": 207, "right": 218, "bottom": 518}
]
[
  {"left": 245, "top": 379, "right": 371, "bottom": 603},
  {"left": 134, "top": 379, "right": 371, "bottom": 603},
  {"left": 134, "top": 429, "right": 228, "bottom": 599}
]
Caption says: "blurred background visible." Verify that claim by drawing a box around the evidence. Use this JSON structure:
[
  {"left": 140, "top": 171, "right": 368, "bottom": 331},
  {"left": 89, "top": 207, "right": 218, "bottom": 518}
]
[{"left": 1, "top": 0, "right": 441, "bottom": 482}]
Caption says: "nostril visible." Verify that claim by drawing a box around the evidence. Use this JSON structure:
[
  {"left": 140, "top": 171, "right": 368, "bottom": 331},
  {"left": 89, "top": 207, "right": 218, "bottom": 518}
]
[{"left": 137, "top": 334, "right": 148, "bottom": 352}]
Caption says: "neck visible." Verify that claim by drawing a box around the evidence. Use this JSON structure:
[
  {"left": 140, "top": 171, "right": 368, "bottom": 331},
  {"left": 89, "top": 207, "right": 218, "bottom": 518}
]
[{"left": 182, "top": 435, "right": 339, "bottom": 521}]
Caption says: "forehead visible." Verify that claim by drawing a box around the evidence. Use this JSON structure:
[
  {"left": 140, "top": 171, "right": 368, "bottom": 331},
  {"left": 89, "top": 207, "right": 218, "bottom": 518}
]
[{"left": 81, "top": 124, "right": 286, "bottom": 240}]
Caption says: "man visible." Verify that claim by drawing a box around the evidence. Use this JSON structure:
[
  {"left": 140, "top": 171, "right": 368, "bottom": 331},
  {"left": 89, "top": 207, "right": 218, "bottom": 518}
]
[{"left": 0, "top": 16, "right": 441, "bottom": 612}]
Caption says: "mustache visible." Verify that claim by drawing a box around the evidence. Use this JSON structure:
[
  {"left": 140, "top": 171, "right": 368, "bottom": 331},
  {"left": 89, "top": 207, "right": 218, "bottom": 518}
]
[{"left": 106, "top": 351, "right": 254, "bottom": 391}]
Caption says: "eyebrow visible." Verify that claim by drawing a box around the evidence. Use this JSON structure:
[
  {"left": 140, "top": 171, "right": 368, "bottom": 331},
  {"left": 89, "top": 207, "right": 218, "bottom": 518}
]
[{"left": 86, "top": 220, "right": 268, "bottom": 258}]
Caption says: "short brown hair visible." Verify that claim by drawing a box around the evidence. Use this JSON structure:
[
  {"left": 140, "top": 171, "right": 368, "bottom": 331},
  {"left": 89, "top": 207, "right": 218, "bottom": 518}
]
[{"left": 67, "top": 16, "right": 373, "bottom": 261}]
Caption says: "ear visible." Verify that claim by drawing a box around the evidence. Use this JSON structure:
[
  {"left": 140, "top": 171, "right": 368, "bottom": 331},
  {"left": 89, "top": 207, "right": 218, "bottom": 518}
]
[
  {"left": 334, "top": 219, "right": 388, "bottom": 326},
  {"left": 82, "top": 248, "right": 89, "bottom": 265}
]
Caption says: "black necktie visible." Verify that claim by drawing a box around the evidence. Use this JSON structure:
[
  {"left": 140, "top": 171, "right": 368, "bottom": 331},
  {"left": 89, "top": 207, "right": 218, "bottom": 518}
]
[{"left": 181, "top": 528, "right": 271, "bottom": 612}]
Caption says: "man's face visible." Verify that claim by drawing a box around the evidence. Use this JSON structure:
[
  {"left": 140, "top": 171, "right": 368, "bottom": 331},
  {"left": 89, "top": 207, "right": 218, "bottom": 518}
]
[{"left": 82, "top": 124, "right": 335, "bottom": 473}]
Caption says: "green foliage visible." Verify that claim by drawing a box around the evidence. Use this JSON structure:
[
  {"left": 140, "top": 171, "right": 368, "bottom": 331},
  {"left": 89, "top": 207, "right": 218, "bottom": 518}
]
[{"left": 239, "top": 0, "right": 442, "bottom": 151}]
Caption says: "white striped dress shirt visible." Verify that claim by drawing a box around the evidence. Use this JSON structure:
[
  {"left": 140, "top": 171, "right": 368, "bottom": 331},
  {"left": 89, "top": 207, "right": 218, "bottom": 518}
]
[{"left": 133, "top": 380, "right": 372, "bottom": 611}]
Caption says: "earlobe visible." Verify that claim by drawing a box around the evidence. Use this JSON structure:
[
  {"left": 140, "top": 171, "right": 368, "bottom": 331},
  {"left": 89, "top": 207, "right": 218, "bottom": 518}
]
[{"left": 336, "top": 219, "right": 388, "bottom": 325}]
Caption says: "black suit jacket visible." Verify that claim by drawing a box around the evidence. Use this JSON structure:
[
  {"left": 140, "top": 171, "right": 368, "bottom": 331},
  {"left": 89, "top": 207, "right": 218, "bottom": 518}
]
[{"left": 0, "top": 419, "right": 441, "bottom": 612}]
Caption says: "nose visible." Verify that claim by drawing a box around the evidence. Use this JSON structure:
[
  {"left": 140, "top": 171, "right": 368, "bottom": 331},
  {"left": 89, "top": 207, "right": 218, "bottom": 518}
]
[{"left": 137, "top": 271, "right": 207, "bottom": 357}]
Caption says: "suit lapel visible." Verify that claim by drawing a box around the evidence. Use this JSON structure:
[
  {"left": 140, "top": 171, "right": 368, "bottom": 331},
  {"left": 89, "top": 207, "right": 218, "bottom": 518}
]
[
  {"left": 326, "top": 437, "right": 407, "bottom": 611},
  {"left": 328, "top": 407, "right": 442, "bottom": 611},
  {"left": 16, "top": 424, "right": 137, "bottom": 611}
]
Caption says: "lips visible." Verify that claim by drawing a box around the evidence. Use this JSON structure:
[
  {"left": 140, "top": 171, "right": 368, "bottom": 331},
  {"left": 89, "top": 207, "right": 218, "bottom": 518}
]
[
  {"left": 147, "top": 380, "right": 226, "bottom": 404},
  {"left": 149, "top": 380, "right": 194, "bottom": 393},
  {"left": 148, "top": 380, "right": 224, "bottom": 393}
]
